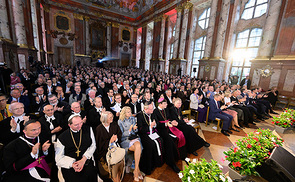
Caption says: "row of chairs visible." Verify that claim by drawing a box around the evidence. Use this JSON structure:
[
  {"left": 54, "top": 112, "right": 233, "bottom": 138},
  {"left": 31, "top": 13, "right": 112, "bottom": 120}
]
[
  {"left": 182, "top": 107, "right": 222, "bottom": 133},
  {"left": 275, "top": 96, "right": 295, "bottom": 110}
]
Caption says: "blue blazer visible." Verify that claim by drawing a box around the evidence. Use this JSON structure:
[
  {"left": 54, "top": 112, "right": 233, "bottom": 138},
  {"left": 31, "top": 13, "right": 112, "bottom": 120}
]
[{"left": 208, "top": 99, "right": 222, "bottom": 121}]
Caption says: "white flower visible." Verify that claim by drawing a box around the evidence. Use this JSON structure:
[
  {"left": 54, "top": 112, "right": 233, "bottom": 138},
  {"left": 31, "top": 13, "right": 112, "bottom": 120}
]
[
  {"left": 219, "top": 175, "right": 226, "bottom": 182},
  {"left": 178, "top": 172, "right": 183, "bottom": 179},
  {"left": 185, "top": 158, "right": 190, "bottom": 163},
  {"left": 226, "top": 176, "right": 233, "bottom": 182},
  {"left": 189, "top": 170, "right": 195, "bottom": 175},
  {"left": 217, "top": 163, "right": 223, "bottom": 169},
  {"left": 192, "top": 158, "right": 197, "bottom": 163},
  {"left": 188, "top": 176, "right": 191, "bottom": 182}
]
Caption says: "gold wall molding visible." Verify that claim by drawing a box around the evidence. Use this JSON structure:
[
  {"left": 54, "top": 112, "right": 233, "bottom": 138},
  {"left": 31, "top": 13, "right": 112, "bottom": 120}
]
[
  {"left": 74, "top": 54, "right": 90, "bottom": 57},
  {"left": 17, "top": 44, "right": 29, "bottom": 49},
  {"left": 175, "top": 5, "right": 183, "bottom": 13},
  {"left": 112, "top": 23, "right": 120, "bottom": 28},
  {"left": 84, "top": 16, "right": 90, "bottom": 21},
  {"left": 54, "top": 11, "right": 71, "bottom": 32},
  {"left": 74, "top": 13, "right": 84, "bottom": 20},
  {"left": 184, "top": 2, "right": 193, "bottom": 10}
]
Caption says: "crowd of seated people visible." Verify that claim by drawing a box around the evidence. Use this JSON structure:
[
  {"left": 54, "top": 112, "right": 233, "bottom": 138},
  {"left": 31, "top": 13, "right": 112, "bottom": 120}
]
[{"left": 0, "top": 64, "right": 279, "bottom": 182}]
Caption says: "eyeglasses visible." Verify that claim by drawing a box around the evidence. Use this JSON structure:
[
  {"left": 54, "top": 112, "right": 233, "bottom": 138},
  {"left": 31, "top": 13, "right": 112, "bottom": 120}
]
[
  {"left": 45, "top": 109, "right": 54, "bottom": 111},
  {"left": 0, "top": 99, "right": 7, "bottom": 102}
]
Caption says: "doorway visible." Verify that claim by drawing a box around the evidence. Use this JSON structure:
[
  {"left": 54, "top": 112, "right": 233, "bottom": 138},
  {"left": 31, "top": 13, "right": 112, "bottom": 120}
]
[
  {"left": 121, "top": 53, "right": 130, "bottom": 67},
  {"left": 57, "top": 47, "right": 71, "bottom": 65}
]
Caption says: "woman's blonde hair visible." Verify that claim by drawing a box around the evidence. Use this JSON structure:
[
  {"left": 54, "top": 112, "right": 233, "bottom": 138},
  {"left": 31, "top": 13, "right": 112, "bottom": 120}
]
[
  {"left": 119, "top": 106, "right": 131, "bottom": 121},
  {"left": 100, "top": 111, "right": 113, "bottom": 124}
]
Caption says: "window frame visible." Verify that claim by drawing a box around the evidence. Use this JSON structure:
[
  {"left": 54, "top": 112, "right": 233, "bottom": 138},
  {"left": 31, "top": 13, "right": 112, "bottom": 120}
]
[
  {"left": 241, "top": 0, "right": 268, "bottom": 20},
  {"left": 230, "top": 28, "right": 263, "bottom": 83},
  {"left": 198, "top": 8, "right": 211, "bottom": 29},
  {"left": 191, "top": 36, "right": 206, "bottom": 77}
]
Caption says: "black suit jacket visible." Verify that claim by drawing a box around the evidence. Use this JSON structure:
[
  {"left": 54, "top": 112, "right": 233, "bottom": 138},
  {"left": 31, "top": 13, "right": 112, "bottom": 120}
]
[
  {"left": 128, "top": 102, "right": 141, "bottom": 115},
  {"left": 86, "top": 107, "right": 102, "bottom": 131},
  {"left": 38, "top": 112, "right": 64, "bottom": 142},
  {"left": 0, "top": 117, "right": 25, "bottom": 146}
]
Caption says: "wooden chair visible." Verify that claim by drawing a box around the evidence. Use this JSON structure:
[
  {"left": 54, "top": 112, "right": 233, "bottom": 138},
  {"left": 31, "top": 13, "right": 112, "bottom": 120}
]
[
  {"left": 274, "top": 95, "right": 289, "bottom": 109},
  {"left": 182, "top": 110, "right": 191, "bottom": 120},
  {"left": 287, "top": 98, "right": 295, "bottom": 109},
  {"left": 182, "top": 110, "right": 200, "bottom": 134},
  {"left": 205, "top": 106, "right": 222, "bottom": 131}
]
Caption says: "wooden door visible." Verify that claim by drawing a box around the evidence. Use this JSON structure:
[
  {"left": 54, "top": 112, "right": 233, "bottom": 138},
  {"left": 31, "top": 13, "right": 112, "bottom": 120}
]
[
  {"left": 121, "top": 53, "right": 130, "bottom": 67},
  {"left": 57, "top": 47, "right": 71, "bottom": 65}
]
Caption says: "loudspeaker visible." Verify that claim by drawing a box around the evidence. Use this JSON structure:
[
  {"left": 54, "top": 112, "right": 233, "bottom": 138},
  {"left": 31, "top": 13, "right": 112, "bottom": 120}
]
[
  {"left": 256, "top": 146, "right": 295, "bottom": 182},
  {"left": 193, "top": 68, "right": 197, "bottom": 72}
]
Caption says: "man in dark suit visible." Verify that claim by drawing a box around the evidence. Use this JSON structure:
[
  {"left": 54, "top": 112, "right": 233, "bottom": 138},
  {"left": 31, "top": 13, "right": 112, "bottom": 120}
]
[
  {"left": 8, "top": 89, "right": 30, "bottom": 114},
  {"left": 102, "top": 89, "right": 115, "bottom": 111},
  {"left": 240, "top": 76, "right": 251, "bottom": 89},
  {"left": 199, "top": 86, "right": 210, "bottom": 107},
  {"left": 86, "top": 97, "right": 105, "bottom": 132},
  {"left": 209, "top": 94, "right": 232, "bottom": 136},
  {"left": 128, "top": 94, "right": 141, "bottom": 116},
  {"left": 45, "top": 94, "right": 71, "bottom": 116},
  {"left": 164, "top": 89, "right": 174, "bottom": 109},
  {"left": 64, "top": 102, "right": 87, "bottom": 126},
  {"left": 0, "top": 102, "right": 30, "bottom": 145},
  {"left": 32, "top": 87, "right": 47, "bottom": 112}
]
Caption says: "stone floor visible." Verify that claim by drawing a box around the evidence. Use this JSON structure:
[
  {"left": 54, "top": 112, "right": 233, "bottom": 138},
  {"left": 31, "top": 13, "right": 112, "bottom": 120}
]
[{"left": 121, "top": 110, "right": 295, "bottom": 182}]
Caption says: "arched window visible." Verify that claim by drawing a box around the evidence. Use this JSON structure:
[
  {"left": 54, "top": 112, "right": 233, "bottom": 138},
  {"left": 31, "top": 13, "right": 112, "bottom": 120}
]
[
  {"left": 198, "top": 8, "right": 210, "bottom": 29},
  {"left": 191, "top": 36, "right": 206, "bottom": 77},
  {"left": 230, "top": 28, "right": 263, "bottom": 83},
  {"left": 241, "top": 0, "right": 268, "bottom": 20}
]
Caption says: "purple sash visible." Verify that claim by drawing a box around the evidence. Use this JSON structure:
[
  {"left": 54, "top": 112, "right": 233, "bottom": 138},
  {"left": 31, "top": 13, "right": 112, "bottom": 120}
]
[
  {"left": 158, "top": 120, "right": 186, "bottom": 148},
  {"left": 21, "top": 156, "right": 51, "bottom": 176}
]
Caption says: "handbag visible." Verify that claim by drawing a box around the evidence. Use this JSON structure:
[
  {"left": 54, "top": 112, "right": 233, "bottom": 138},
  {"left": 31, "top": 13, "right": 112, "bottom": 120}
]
[
  {"left": 106, "top": 145, "right": 125, "bottom": 181},
  {"left": 106, "top": 145, "right": 125, "bottom": 166}
]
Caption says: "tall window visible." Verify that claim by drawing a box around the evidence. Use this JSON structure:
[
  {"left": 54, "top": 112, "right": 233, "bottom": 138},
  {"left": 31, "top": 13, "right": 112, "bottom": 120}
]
[
  {"left": 230, "top": 28, "right": 262, "bottom": 83},
  {"left": 241, "top": 0, "right": 268, "bottom": 20},
  {"left": 172, "top": 25, "right": 176, "bottom": 37},
  {"left": 198, "top": 8, "right": 210, "bottom": 29},
  {"left": 170, "top": 43, "right": 174, "bottom": 59},
  {"left": 191, "top": 36, "right": 206, "bottom": 77}
]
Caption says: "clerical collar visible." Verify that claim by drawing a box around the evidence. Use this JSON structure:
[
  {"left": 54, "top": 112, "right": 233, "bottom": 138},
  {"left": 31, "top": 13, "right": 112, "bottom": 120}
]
[
  {"left": 72, "top": 111, "right": 81, "bottom": 115},
  {"left": 25, "top": 134, "right": 36, "bottom": 140},
  {"left": 70, "top": 128, "right": 80, "bottom": 133},
  {"left": 143, "top": 111, "right": 151, "bottom": 118},
  {"left": 158, "top": 106, "right": 163, "bottom": 111},
  {"left": 45, "top": 115, "right": 55, "bottom": 119},
  {"left": 12, "top": 114, "right": 25, "bottom": 121}
]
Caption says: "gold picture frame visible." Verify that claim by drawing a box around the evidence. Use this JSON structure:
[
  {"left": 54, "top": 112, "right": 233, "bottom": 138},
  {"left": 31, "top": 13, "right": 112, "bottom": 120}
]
[{"left": 54, "top": 11, "right": 71, "bottom": 32}]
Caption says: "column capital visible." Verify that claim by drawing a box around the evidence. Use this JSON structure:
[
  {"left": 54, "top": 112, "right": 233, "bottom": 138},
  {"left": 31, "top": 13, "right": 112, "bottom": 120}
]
[
  {"left": 175, "top": 5, "right": 183, "bottom": 13},
  {"left": 184, "top": 2, "right": 194, "bottom": 10},
  {"left": 95, "top": 12, "right": 104, "bottom": 18},
  {"left": 154, "top": 15, "right": 163, "bottom": 22},
  {"left": 73, "top": 13, "right": 83, "bottom": 20},
  {"left": 42, "top": 4, "right": 50, "bottom": 12},
  {"left": 112, "top": 23, "right": 120, "bottom": 28},
  {"left": 106, "top": 22, "right": 112, "bottom": 26},
  {"left": 84, "top": 16, "right": 90, "bottom": 21}
]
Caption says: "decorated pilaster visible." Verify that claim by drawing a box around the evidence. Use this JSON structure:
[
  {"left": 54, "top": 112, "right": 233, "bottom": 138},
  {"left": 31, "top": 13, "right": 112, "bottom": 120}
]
[
  {"left": 257, "top": 0, "right": 283, "bottom": 58},
  {"left": 34, "top": 0, "right": 45, "bottom": 62},
  {"left": 150, "top": 16, "right": 164, "bottom": 72},
  {"left": 203, "top": 0, "right": 218, "bottom": 58},
  {"left": 43, "top": 3, "right": 53, "bottom": 64},
  {"left": 172, "top": 5, "right": 183, "bottom": 59},
  {"left": 106, "top": 22, "right": 111, "bottom": 57},
  {"left": 139, "top": 25, "right": 147, "bottom": 70},
  {"left": 0, "top": 0, "right": 11, "bottom": 41},
  {"left": 12, "top": 0, "right": 29, "bottom": 69},
  {"left": 179, "top": 2, "right": 193, "bottom": 59}
]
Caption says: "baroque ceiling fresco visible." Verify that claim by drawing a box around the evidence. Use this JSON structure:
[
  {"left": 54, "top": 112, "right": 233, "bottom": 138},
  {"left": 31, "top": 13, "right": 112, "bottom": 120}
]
[{"left": 85, "top": 0, "right": 164, "bottom": 18}]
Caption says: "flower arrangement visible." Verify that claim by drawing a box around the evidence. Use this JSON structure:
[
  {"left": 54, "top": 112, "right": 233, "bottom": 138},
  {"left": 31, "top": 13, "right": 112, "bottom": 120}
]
[
  {"left": 179, "top": 158, "right": 232, "bottom": 182},
  {"left": 272, "top": 108, "right": 295, "bottom": 128},
  {"left": 223, "top": 129, "right": 284, "bottom": 176}
]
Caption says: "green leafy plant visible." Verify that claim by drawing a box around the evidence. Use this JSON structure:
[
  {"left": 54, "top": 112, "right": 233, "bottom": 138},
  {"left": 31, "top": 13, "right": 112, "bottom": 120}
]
[
  {"left": 179, "top": 158, "right": 232, "bottom": 182},
  {"left": 223, "top": 129, "right": 284, "bottom": 176},
  {"left": 272, "top": 108, "right": 295, "bottom": 128}
]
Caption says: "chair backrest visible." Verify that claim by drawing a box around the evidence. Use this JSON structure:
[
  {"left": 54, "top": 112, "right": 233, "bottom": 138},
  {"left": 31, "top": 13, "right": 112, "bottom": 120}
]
[
  {"left": 182, "top": 110, "right": 191, "bottom": 119},
  {"left": 278, "top": 95, "right": 288, "bottom": 100},
  {"left": 206, "top": 106, "right": 210, "bottom": 123}
]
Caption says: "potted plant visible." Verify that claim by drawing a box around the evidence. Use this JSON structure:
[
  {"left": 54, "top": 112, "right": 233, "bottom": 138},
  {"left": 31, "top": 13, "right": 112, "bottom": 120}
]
[
  {"left": 223, "top": 129, "right": 284, "bottom": 179},
  {"left": 272, "top": 108, "right": 295, "bottom": 133},
  {"left": 179, "top": 158, "right": 232, "bottom": 182}
]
